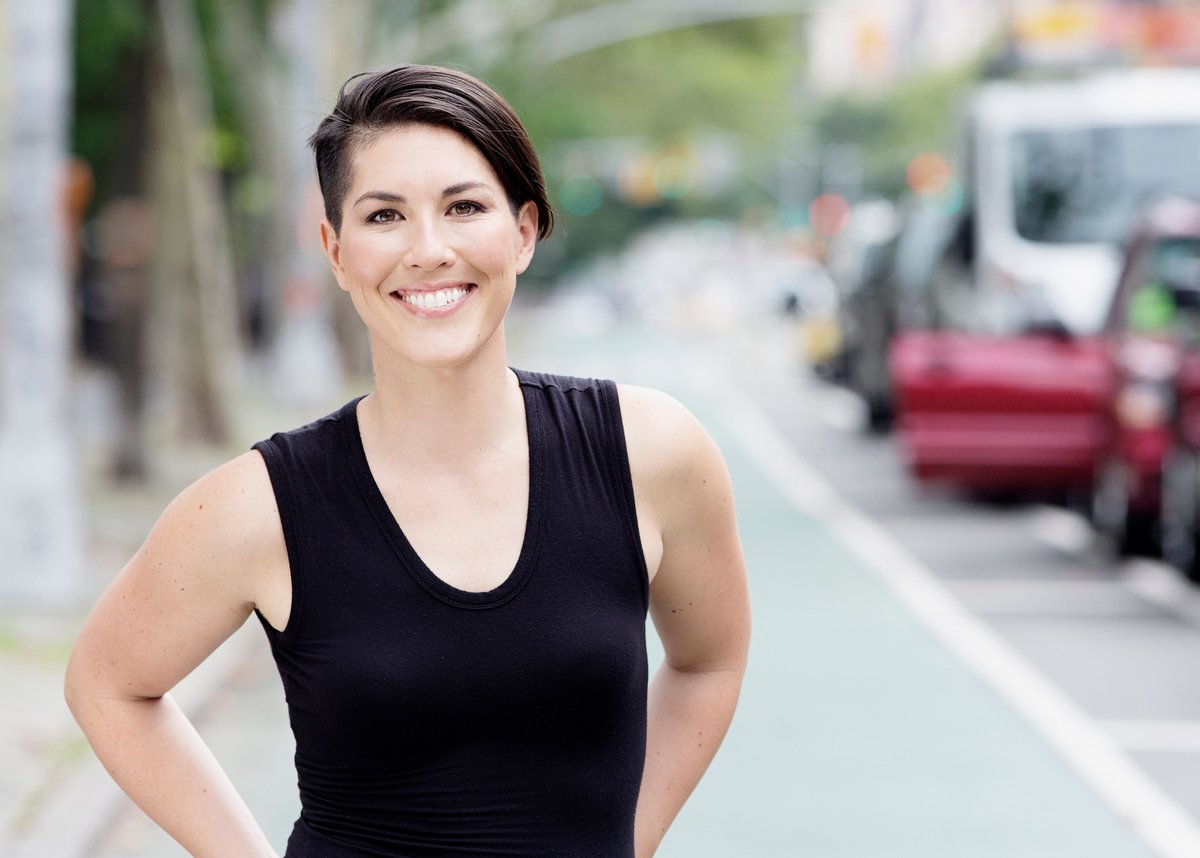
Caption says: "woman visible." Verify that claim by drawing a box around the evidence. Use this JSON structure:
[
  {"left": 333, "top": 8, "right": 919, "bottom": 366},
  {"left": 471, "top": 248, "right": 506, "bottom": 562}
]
[{"left": 66, "top": 64, "right": 750, "bottom": 857}]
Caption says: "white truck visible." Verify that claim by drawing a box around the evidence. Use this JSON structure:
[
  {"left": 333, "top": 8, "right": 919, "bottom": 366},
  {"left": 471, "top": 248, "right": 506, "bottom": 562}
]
[{"left": 960, "top": 67, "right": 1200, "bottom": 336}]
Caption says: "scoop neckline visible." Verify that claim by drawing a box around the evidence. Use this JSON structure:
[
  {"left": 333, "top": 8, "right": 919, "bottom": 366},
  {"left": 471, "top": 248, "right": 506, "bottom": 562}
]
[{"left": 341, "top": 370, "right": 545, "bottom": 609}]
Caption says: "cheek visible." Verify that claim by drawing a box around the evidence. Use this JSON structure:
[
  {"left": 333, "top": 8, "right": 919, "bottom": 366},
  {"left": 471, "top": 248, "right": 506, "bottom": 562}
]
[
  {"left": 340, "top": 238, "right": 395, "bottom": 285},
  {"left": 475, "top": 227, "right": 527, "bottom": 276}
]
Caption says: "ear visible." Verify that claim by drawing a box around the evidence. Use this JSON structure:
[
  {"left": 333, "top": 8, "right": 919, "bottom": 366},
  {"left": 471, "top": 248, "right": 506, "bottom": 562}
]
[
  {"left": 319, "top": 219, "right": 349, "bottom": 292},
  {"left": 514, "top": 201, "right": 538, "bottom": 276}
]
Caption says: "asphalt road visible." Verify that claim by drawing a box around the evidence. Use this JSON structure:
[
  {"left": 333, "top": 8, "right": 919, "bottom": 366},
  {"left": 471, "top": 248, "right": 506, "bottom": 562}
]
[{"left": 82, "top": 313, "right": 1200, "bottom": 857}]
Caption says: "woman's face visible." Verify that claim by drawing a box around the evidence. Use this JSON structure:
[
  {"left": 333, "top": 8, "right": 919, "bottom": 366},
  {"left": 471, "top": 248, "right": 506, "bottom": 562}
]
[{"left": 320, "top": 123, "right": 537, "bottom": 371}]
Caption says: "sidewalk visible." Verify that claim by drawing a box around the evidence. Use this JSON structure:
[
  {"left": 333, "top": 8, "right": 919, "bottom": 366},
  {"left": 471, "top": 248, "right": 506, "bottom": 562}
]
[
  {"left": 0, "top": 367, "right": 324, "bottom": 858},
  {"left": 0, "top": 441, "right": 223, "bottom": 858}
]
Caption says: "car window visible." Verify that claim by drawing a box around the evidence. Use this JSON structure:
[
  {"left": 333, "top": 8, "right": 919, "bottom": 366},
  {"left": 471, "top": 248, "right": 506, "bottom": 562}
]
[
  {"left": 894, "top": 210, "right": 957, "bottom": 298},
  {"left": 1012, "top": 125, "right": 1200, "bottom": 244},
  {"left": 1128, "top": 237, "right": 1200, "bottom": 341}
]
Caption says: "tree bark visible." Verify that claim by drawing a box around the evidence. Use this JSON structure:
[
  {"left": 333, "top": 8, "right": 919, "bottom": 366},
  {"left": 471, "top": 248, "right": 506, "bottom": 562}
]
[
  {"left": 102, "top": 0, "right": 154, "bottom": 480},
  {"left": 261, "top": 0, "right": 346, "bottom": 403},
  {"left": 147, "top": 0, "right": 242, "bottom": 444},
  {"left": 214, "top": 0, "right": 289, "bottom": 352}
]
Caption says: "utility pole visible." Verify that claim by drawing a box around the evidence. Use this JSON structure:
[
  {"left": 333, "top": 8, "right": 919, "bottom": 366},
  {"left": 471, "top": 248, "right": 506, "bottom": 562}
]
[{"left": 0, "top": 0, "right": 86, "bottom": 606}]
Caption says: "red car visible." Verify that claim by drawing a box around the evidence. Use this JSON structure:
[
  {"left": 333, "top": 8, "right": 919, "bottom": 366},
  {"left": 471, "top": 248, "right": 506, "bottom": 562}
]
[
  {"left": 1092, "top": 198, "right": 1200, "bottom": 556},
  {"left": 1127, "top": 199, "right": 1200, "bottom": 578},
  {"left": 889, "top": 199, "right": 1113, "bottom": 495},
  {"left": 892, "top": 197, "right": 1200, "bottom": 563},
  {"left": 890, "top": 326, "right": 1111, "bottom": 493}
]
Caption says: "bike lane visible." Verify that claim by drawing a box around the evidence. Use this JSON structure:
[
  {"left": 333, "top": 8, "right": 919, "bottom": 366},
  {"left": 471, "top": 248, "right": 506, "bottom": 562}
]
[{"left": 524, "top": 323, "right": 1189, "bottom": 858}]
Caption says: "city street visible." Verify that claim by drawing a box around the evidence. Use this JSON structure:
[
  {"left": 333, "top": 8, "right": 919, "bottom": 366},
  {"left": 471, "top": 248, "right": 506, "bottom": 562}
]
[
  {"left": 9, "top": 4, "right": 1200, "bottom": 857},
  {"left": 79, "top": 311, "right": 1200, "bottom": 857}
]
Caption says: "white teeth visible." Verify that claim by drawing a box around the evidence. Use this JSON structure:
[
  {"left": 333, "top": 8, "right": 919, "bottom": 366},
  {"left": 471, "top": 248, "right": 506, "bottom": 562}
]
[{"left": 399, "top": 286, "right": 467, "bottom": 309}]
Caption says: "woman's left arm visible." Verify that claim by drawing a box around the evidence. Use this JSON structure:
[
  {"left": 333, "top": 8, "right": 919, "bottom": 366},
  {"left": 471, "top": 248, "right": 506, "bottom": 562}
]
[{"left": 619, "top": 385, "right": 752, "bottom": 858}]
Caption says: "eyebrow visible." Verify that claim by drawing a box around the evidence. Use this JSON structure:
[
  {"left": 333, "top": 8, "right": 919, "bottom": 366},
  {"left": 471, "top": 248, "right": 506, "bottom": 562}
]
[{"left": 352, "top": 181, "right": 492, "bottom": 208}]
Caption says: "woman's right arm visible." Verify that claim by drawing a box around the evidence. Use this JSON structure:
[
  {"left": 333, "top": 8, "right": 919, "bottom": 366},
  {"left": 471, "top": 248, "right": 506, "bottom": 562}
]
[{"left": 64, "top": 451, "right": 286, "bottom": 858}]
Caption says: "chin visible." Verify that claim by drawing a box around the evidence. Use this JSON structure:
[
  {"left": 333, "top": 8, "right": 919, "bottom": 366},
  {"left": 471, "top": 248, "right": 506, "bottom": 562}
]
[
  {"left": 394, "top": 342, "right": 490, "bottom": 372},
  {"left": 373, "top": 324, "right": 506, "bottom": 373}
]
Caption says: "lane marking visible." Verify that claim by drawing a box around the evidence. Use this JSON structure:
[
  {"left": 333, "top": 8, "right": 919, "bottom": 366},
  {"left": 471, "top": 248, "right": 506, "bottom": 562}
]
[
  {"left": 809, "top": 382, "right": 866, "bottom": 432},
  {"left": 1122, "top": 560, "right": 1200, "bottom": 627},
  {"left": 1103, "top": 721, "right": 1200, "bottom": 754},
  {"left": 1028, "top": 504, "right": 1099, "bottom": 554},
  {"left": 719, "top": 384, "right": 1200, "bottom": 858}
]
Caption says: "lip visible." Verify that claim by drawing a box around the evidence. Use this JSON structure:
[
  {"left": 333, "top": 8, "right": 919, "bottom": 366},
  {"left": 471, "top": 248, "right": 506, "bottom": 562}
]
[{"left": 389, "top": 282, "right": 476, "bottom": 318}]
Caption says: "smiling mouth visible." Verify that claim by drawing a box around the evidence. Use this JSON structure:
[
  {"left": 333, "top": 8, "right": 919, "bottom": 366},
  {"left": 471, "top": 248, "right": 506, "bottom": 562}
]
[{"left": 392, "top": 285, "right": 474, "bottom": 310}]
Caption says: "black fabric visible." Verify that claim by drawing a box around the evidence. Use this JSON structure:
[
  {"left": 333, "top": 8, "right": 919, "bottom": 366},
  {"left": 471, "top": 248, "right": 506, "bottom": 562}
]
[{"left": 252, "top": 370, "right": 650, "bottom": 857}]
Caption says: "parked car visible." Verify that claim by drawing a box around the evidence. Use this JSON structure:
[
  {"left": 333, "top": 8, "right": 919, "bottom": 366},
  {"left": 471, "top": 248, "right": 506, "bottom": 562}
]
[
  {"left": 814, "top": 198, "right": 901, "bottom": 383},
  {"left": 837, "top": 198, "right": 959, "bottom": 430},
  {"left": 891, "top": 68, "right": 1200, "bottom": 501},
  {"left": 783, "top": 257, "right": 843, "bottom": 372},
  {"left": 1101, "top": 198, "right": 1200, "bottom": 576},
  {"left": 1093, "top": 198, "right": 1200, "bottom": 555}
]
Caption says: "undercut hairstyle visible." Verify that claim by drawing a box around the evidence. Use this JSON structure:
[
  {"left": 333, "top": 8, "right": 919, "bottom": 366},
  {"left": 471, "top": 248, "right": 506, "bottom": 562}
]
[{"left": 309, "top": 64, "right": 556, "bottom": 239}]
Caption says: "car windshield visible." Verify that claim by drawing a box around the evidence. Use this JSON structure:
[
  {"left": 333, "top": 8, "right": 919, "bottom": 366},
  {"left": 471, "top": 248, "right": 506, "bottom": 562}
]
[
  {"left": 894, "top": 209, "right": 956, "bottom": 299},
  {"left": 1012, "top": 124, "right": 1200, "bottom": 244}
]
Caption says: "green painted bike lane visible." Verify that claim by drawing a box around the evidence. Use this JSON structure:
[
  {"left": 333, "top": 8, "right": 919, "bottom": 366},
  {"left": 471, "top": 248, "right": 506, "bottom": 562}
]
[{"left": 516, "top": 323, "right": 1173, "bottom": 858}]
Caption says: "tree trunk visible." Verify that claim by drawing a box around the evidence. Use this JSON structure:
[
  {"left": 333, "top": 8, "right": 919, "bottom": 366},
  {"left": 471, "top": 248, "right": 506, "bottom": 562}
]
[
  {"left": 0, "top": 0, "right": 86, "bottom": 606},
  {"left": 322, "top": 0, "right": 379, "bottom": 379},
  {"left": 102, "top": 0, "right": 154, "bottom": 480},
  {"left": 147, "top": 0, "right": 242, "bottom": 444},
  {"left": 213, "top": 0, "right": 289, "bottom": 352},
  {"left": 261, "top": 0, "right": 347, "bottom": 403}
]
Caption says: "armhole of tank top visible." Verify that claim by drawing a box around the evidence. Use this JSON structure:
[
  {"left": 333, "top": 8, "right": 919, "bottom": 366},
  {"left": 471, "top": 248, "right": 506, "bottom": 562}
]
[
  {"left": 251, "top": 439, "right": 305, "bottom": 643},
  {"left": 599, "top": 379, "right": 651, "bottom": 612}
]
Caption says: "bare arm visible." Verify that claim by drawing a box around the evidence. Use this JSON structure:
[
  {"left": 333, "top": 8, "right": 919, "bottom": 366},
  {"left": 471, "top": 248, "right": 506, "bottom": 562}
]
[
  {"left": 64, "top": 451, "right": 287, "bottom": 857},
  {"left": 620, "top": 386, "right": 752, "bottom": 858}
]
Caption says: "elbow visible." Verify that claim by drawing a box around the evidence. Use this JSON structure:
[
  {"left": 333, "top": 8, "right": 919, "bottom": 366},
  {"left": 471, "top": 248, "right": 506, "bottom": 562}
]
[
  {"left": 63, "top": 649, "right": 91, "bottom": 722},
  {"left": 63, "top": 642, "right": 117, "bottom": 724},
  {"left": 64, "top": 649, "right": 165, "bottom": 724}
]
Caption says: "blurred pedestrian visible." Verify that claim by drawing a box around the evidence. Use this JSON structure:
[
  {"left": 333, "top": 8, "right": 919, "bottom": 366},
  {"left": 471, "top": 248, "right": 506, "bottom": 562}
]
[{"left": 65, "top": 63, "right": 750, "bottom": 857}]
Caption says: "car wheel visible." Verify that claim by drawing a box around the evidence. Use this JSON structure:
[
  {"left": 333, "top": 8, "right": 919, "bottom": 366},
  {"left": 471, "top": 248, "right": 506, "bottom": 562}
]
[
  {"left": 1092, "top": 457, "right": 1155, "bottom": 556},
  {"left": 1161, "top": 445, "right": 1200, "bottom": 581},
  {"left": 864, "top": 395, "right": 892, "bottom": 433}
]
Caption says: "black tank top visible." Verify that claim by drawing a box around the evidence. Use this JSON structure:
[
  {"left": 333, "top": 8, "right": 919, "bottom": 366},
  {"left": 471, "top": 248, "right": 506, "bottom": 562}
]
[{"left": 252, "top": 370, "right": 649, "bottom": 857}]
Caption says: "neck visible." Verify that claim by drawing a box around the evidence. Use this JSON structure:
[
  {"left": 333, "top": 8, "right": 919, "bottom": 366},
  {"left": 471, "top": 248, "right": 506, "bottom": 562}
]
[{"left": 360, "top": 332, "right": 523, "bottom": 461}]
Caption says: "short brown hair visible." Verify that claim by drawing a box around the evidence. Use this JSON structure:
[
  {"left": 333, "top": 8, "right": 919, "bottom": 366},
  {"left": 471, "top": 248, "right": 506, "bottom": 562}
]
[{"left": 309, "top": 64, "right": 555, "bottom": 238}]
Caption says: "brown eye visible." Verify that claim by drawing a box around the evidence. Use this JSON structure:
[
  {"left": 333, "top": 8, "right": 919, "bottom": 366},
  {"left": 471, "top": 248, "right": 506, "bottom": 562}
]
[
  {"left": 368, "top": 209, "right": 401, "bottom": 224},
  {"left": 450, "top": 201, "right": 482, "bottom": 217}
]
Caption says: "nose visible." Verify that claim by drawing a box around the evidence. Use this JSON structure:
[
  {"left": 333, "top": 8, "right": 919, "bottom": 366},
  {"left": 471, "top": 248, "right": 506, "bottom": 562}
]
[{"left": 403, "top": 216, "right": 455, "bottom": 270}]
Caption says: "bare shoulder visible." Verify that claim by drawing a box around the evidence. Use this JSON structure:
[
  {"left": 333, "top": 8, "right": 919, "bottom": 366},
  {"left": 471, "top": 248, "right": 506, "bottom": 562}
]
[
  {"left": 151, "top": 450, "right": 282, "bottom": 582},
  {"left": 616, "top": 383, "right": 730, "bottom": 515},
  {"left": 615, "top": 385, "right": 748, "bottom": 670},
  {"left": 66, "top": 451, "right": 286, "bottom": 701}
]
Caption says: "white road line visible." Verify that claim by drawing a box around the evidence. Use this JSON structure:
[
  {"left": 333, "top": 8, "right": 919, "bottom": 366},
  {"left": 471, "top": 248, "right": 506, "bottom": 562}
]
[
  {"left": 1103, "top": 721, "right": 1200, "bottom": 754},
  {"left": 1122, "top": 560, "right": 1200, "bottom": 627},
  {"left": 808, "top": 381, "right": 867, "bottom": 432},
  {"left": 719, "top": 384, "right": 1200, "bottom": 858},
  {"left": 1027, "top": 504, "right": 1099, "bottom": 554}
]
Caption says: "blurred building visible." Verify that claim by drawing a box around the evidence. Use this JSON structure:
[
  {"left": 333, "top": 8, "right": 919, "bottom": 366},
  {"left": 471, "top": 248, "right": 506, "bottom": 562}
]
[
  {"left": 1006, "top": 0, "right": 1200, "bottom": 69},
  {"left": 806, "top": 0, "right": 1002, "bottom": 96}
]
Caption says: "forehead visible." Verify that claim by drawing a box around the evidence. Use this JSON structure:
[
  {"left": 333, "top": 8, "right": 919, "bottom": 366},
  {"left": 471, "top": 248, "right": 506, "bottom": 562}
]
[{"left": 347, "top": 124, "right": 500, "bottom": 191}]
